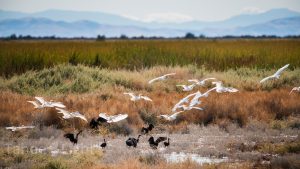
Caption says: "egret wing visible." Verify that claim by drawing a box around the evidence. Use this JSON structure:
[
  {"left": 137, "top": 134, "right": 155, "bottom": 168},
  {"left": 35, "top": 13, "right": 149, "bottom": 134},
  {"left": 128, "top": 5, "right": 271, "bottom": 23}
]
[
  {"left": 201, "top": 77, "right": 216, "bottom": 83},
  {"left": 51, "top": 102, "right": 66, "bottom": 108},
  {"left": 123, "top": 92, "right": 136, "bottom": 99},
  {"left": 148, "top": 77, "right": 162, "bottom": 84},
  {"left": 109, "top": 114, "right": 128, "bottom": 123},
  {"left": 274, "top": 64, "right": 289, "bottom": 76},
  {"left": 71, "top": 112, "right": 87, "bottom": 122},
  {"left": 260, "top": 76, "right": 274, "bottom": 83},
  {"left": 141, "top": 96, "right": 152, "bottom": 101},
  {"left": 99, "top": 113, "right": 109, "bottom": 120},
  {"left": 163, "top": 73, "right": 176, "bottom": 77},
  {"left": 188, "top": 79, "right": 199, "bottom": 83},
  {"left": 35, "top": 97, "right": 46, "bottom": 105},
  {"left": 5, "top": 127, "right": 16, "bottom": 131},
  {"left": 27, "top": 101, "right": 41, "bottom": 108},
  {"left": 170, "top": 111, "right": 183, "bottom": 119},
  {"left": 190, "top": 106, "right": 203, "bottom": 110},
  {"left": 226, "top": 87, "right": 238, "bottom": 93}
]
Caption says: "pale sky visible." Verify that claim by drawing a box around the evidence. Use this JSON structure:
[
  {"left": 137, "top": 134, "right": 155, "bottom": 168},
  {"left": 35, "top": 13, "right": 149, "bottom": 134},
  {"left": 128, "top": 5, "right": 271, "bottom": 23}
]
[{"left": 0, "top": 0, "right": 300, "bottom": 22}]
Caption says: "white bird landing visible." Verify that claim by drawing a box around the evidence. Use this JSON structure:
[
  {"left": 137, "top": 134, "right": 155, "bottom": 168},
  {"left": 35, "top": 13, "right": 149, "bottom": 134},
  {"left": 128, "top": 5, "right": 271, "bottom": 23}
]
[
  {"left": 28, "top": 97, "right": 66, "bottom": 109},
  {"left": 56, "top": 108, "right": 87, "bottom": 122},
  {"left": 290, "top": 86, "right": 300, "bottom": 94},
  {"left": 188, "top": 78, "right": 217, "bottom": 86},
  {"left": 123, "top": 92, "right": 152, "bottom": 102},
  {"left": 5, "top": 125, "right": 35, "bottom": 132},
  {"left": 98, "top": 113, "right": 128, "bottom": 123},
  {"left": 172, "top": 91, "right": 200, "bottom": 112},
  {"left": 212, "top": 81, "right": 238, "bottom": 93},
  {"left": 148, "top": 73, "right": 176, "bottom": 84},
  {"left": 158, "top": 111, "right": 184, "bottom": 121},
  {"left": 260, "top": 64, "right": 289, "bottom": 83},
  {"left": 176, "top": 83, "right": 196, "bottom": 91}
]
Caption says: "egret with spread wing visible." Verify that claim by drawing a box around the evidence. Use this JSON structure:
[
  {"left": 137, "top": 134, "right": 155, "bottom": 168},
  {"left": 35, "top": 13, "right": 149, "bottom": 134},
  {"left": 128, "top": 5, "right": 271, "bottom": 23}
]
[
  {"left": 55, "top": 108, "right": 87, "bottom": 122},
  {"left": 35, "top": 97, "right": 66, "bottom": 108},
  {"left": 172, "top": 92, "right": 199, "bottom": 112},
  {"left": 176, "top": 83, "right": 196, "bottom": 91},
  {"left": 290, "top": 86, "right": 300, "bottom": 94},
  {"left": 212, "top": 81, "right": 238, "bottom": 93},
  {"left": 260, "top": 64, "right": 289, "bottom": 83},
  {"left": 123, "top": 93, "right": 152, "bottom": 102},
  {"left": 5, "top": 125, "right": 35, "bottom": 132},
  {"left": 98, "top": 113, "right": 128, "bottom": 123},
  {"left": 158, "top": 111, "right": 184, "bottom": 121},
  {"left": 148, "top": 73, "right": 176, "bottom": 84}
]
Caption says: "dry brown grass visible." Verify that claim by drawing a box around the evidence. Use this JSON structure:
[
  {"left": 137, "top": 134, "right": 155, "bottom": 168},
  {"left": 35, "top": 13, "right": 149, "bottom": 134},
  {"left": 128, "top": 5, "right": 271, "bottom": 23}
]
[{"left": 1, "top": 88, "right": 299, "bottom": 132}]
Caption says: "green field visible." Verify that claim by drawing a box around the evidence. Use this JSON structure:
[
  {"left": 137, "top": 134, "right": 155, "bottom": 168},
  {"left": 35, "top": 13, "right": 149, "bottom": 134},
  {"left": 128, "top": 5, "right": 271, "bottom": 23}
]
[{"left": 0, "top": 39, "right": 300, "bottom": 76}]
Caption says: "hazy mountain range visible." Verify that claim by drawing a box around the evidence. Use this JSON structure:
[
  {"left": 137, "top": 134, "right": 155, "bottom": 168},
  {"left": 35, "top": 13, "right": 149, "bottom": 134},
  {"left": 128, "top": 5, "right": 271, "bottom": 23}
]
[{"left": 0, "top": 8, "right": 299, "bottom": 37}]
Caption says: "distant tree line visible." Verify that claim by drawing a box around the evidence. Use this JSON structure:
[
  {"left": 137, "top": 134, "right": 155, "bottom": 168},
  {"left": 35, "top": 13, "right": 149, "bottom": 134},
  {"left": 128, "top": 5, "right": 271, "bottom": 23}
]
[{"left": 1, "top": 33, "right": 300, "bottom": 40}]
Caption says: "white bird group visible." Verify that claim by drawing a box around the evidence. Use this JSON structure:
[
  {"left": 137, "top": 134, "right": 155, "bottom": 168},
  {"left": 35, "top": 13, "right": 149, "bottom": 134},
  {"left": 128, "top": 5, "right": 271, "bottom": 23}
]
[
  {"left": 159, "top": 77, "right": 239, "bottom": 121},
  {"left": 7, "top": 64, "right": 298, "bottom": 131}
]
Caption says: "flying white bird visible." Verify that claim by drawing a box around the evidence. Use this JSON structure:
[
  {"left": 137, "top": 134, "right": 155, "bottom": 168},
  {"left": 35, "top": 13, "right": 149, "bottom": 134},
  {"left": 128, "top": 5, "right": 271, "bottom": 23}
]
[
  {"left": 27, "top": 101, "right": 44, "bottom": 109},
  {"left": 123, "top": 93, "right": 152, "bottom": 102},
  {"left": 290, "top": 86, "right": 300, "bottom": 94},
  {"left": 212, "top": 81, "right": 238, "bottom": 93},
  {"left": 28, "top": 97, "right": 66, "bottom": 108},
  {"left": 260, "top": 64, "right": 289, "bottom": 83},
  {"left": 176, "top": 83, "right": 197, "bottom": 91},
  {"left": 172, "top": 92, "right": 199, "bottom": 112},
  {"left": 188, "top": 78, "right": 217, "bottom": 86},
  {"left": 98, "top": 113, "right": 128, "bottom": 123},
  {"left": 189, "top": 91, "right": 203, "bottom": 107},
  {"left": 188, "top": 88, "right": 217, "bottom": 107},
  {"left": 56, "top": 108, "right": 87, "bottom": 122},
  {"left": 158, "top": 111, "right": 184, "bottom": 121},
  {"left": 148, "top": 73, "right": 176, "bottom": 84},
  {"left": 178, "top": 105, "right": 204, "bottom": 111},
  {"left": 5, "top": 125, "right": 35, "bottom": 132}
]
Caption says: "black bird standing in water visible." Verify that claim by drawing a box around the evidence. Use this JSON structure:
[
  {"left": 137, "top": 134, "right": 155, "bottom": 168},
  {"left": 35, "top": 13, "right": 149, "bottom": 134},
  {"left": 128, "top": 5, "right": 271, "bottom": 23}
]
[
  {"left": 164, "top": 138, "right": 170, "bottom": 147},
  {"left": 100, "top": 139, "right": 107, "bottom": 149},
  {"left": 126, "top": 135, "right": 141, "bottom": 148}
]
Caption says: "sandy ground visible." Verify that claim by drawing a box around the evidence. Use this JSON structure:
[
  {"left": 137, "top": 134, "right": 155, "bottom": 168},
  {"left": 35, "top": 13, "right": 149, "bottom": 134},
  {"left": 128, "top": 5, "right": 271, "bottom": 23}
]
[{"left": 1, "top": 124, "right": 299, "bottom": 166}]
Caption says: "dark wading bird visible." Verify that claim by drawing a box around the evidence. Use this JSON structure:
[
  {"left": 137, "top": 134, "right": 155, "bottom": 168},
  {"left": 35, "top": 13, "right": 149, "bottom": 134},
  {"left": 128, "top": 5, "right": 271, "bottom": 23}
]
[
  {"left": 126, "top": 135, "right": 141, "bottom": 148},
  {"left": 141, "top": 124, "right": 154, "bottom": 134},
  {"left": 148, "top": 136, "right": 167, "bottom": 149},
  {"left": 164, "top": 138, "right": 170, "bottom": 147},
  {"left": 89, "top": 117, "right": 106, "bottom": 129},
  {"left": 64, "top": 130, "right": 83, "bottom": 145},
  {"left": 100, "top": 139, "right": 107, "bottom": 149}
]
